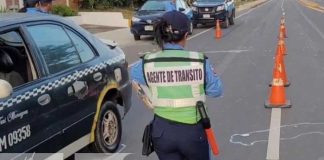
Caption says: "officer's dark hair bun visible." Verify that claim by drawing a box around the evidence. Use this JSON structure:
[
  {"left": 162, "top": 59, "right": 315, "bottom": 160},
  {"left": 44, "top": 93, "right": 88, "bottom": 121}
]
[{"left": 154, "top": 17, "right": 187, "bottom": 49}]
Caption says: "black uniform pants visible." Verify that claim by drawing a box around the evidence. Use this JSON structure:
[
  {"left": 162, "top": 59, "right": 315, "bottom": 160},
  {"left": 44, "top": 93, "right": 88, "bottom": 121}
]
[{"left": 152, "top": 115, "right": 210, "bottom": 160}]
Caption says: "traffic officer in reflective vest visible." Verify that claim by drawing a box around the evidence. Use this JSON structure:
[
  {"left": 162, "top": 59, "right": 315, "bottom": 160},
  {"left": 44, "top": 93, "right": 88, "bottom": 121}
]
[{"left": 130, "top": 11, "right": 223, "bottom": 160}]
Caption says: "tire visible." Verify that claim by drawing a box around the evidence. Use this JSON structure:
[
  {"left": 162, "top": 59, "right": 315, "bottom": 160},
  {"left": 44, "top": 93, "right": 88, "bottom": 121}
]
[
  {"left": 134, "top": 35, "right": 140, "bottom": 41},
  {"left": 229, "top": 11, "right": 235, "bottom": 25},
  {"left": 193, "top": 22, "right": 198, "bottom": 28},
  {"left": 91, "top": 101, "right": 122, "bottom": 153},
  {"left": 221, "top": 15, "right": 229, "bottom": 28},
  {"left": 189, "top": 21, "right": 194, "bottom": 35}
]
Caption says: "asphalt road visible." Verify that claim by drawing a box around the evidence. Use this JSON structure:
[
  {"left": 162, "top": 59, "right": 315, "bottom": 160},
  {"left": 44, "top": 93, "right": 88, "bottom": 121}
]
[{"left": 116, "top": 0, "right": 324, "bottom": 159}]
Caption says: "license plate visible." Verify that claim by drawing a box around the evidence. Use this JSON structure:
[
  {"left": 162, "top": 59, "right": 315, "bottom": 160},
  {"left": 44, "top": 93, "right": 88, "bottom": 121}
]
[
  {"left": 144, "top": 25, "right": 153, "bottom": 31},
  {"left": 203, "top": 14, "right": 210, "bottom": 18}
]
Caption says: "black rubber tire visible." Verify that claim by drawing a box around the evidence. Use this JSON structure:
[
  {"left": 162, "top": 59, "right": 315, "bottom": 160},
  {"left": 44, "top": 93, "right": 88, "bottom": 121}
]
[
  {"left": 193, "top": 22, "right": 198, "bottom": 28},
  {"left": 229, "top": 11, "right": 235, "bottom": 25},
  {"left": 221, "top": 16, "right": 229, "bottom": 28},
  {"left": 134, "top": 35, "right": 140, "bottom": 41},
  {"left": 90, "top": 101, "right": 122, "bottom": 153}
]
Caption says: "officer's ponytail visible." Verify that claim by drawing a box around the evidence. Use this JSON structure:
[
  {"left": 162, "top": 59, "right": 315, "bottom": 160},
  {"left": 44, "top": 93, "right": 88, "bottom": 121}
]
[{"left": 154, "top": 18, "right": 187, "bottom": 50}]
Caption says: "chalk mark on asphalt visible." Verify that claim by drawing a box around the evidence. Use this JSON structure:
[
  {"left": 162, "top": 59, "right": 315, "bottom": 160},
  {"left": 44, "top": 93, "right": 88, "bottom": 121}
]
[{"left": 230, "top": 122, "right": 324, "bottom": 147}]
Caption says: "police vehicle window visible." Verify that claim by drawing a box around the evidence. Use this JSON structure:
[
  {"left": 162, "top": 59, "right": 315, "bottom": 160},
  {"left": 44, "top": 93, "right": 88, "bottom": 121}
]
[
  {"left": 176, "top": 0, "right": 183, "bottom": 9},
  {"left": 180, "top": 0, "right": 189, "bottom": 8},
  {"left": 27, "top": 25, "right": 81, "bottom": 74},
  {"left": 0, "top": 30, "right": 37, "bottom": 88},
  {"left": 141, "top": 1, "right": 166, "bottom": 11},
  {"left": 66, "top": 30, "right": 95, "bottom": 62}
]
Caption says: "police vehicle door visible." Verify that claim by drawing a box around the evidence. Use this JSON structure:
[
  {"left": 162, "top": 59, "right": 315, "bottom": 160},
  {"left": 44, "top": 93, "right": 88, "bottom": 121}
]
[
  {"left": 54, "top": 27, "right": 104, "bottom": 149},
  {"left": 27, "top": 23, "right": 104, "bottom": 150},
  {"left": 0, "top": 29, "right": 60, "bottom": 154}
]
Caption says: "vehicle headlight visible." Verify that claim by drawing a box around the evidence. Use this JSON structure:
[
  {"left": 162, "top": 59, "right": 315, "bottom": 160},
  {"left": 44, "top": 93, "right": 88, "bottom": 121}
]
[
  {"left": 191, "top": 6, "right": 197, "bottom": 12},
  {"left": 216, "top": 5, "right": 225, "bottom": 11},
  {"left": 132, "top": 17, "right": 141, "bottom": 22}
]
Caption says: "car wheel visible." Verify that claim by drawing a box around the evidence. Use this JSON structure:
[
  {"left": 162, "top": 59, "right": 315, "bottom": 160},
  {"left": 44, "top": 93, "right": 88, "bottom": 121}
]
[
  {"left": 91, "top": 101, "right": 122, "bottom": 153},
  {"left": 189, "top": 21, "right": 193, "bottom": 35},
  {"left": 229, "top": 11, "right": 235, "bottom": 25},
  {"left": 193, "top": 23, "right": 198, "bottom": 28},
  {"left": 221, "top": 16, "right": 229, "bottom": 28},
  {"left": 134, "top": 35, "right": 140, "bottom": 41}
]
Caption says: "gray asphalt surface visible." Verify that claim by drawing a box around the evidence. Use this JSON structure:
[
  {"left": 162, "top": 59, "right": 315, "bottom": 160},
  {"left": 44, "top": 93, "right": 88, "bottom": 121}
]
[
  {"left": 312, "top": 0, "right": 324, "bottom": 6},
  {"left": 118, "top": 0, "right": 324, "bottom": 159}
]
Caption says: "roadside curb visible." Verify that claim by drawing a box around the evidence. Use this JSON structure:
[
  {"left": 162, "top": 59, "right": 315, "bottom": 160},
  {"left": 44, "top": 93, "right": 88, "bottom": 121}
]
[{"left": 237, "top": 0, "right": 268, "bottom": 12}]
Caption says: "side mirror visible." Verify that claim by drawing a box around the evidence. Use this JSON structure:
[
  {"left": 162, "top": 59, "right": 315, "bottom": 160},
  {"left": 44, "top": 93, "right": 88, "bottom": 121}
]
[
  {"left": 0, "top": 79, "right": 13, "bottom": 99},
  {"left": 179, "top": 7, "right": 185, "bottom": 12}
]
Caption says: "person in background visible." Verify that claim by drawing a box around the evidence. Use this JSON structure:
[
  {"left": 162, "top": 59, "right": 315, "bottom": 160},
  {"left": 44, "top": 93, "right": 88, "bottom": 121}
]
[
  {"left": 25, "top": 0, "right": 53, "bottom": 14},
  {"left": 19, "top": 0, "right": 40, "bottom": 12},
  {"left": 165, "top": 0, "right": 177, "bottom": 12},
  {"left": 130, "top": 11, "right": 223, "bottom": 160}
]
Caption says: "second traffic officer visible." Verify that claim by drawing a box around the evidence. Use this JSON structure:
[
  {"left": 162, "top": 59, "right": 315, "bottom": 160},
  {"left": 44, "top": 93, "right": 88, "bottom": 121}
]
[{"left": 131, "top": 11, "right": 223, "bottom": 160}]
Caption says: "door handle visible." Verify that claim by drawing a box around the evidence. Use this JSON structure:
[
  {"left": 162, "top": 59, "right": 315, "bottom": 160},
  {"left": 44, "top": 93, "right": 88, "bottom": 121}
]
[
  {"left": 38, "top": 94, "right": 51, "bottom": 106},
  {"left": 72, "top": 81, "right": 87, "bottom": 94},
  {"left": 93, "top": 72, "right": 103, "bottom": 82}
]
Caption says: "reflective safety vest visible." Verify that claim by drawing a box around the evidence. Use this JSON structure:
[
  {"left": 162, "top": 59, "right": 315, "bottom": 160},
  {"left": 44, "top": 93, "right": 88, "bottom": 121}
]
[{"left": 143, "top": 50, "right": 206, "bottom": 124}]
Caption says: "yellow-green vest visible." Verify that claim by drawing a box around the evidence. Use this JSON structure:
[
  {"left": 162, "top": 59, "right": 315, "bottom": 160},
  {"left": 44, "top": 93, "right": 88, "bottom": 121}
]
[{"left": 143, "top": 50, "right": 206, "bottom": 124}]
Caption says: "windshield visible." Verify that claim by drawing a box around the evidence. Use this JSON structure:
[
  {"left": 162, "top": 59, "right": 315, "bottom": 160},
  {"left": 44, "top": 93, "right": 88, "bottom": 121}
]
[
  {"left": 140, "top": 1, "right": 166, "bottom": 11},
  {"left": 196, "top": 0, "right": 224, "bottom": 2}
]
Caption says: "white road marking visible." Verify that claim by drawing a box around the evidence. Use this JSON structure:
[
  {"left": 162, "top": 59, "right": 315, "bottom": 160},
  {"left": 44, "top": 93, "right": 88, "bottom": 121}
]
[
  {"left": 266, "top": 108, "right": 281, "bottom": 160},
  {"left": 117, "top": 144, "right": 127, "bottom": 153},
  {"left": 100, "top": 144, "right": 129, "bottom": 160},
  {"left": 187, "top": 28, "right": 213, "bottom": 40},
  {"left": 266, "top": 0, "right": 286, "bottom": 158},
  {"left": 281, "top": 0, "right": 286, "bottom": 12}
]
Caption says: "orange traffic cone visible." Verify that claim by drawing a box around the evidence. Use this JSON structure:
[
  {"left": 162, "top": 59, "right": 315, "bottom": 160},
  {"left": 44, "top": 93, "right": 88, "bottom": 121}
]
[
  {"left": 280, "top": 18, "right": 287, "bottom": 38},
  {"left": 279, "top": 55, "right": 290, "bottom": 87},
  {"left": 278, "top": 30, "right": 285, "bottom": 40},
  {"left": 270, "top": 54, "right": 290, "bottom": 87},
  {"left": 265, "top": 55, "right": 291, "bottom": 108},
  {"left": 277, "top": 37, "right": 287, "bottom": 56},
  {"left": 215, "top": 20, "right": 222, "bottom": 39}
]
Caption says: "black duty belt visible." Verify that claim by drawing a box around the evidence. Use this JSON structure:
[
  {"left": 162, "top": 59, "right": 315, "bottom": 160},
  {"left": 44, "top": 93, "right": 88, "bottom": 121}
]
[{"left": 154, "top": 114, "right": 202, "bottom": 126}]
